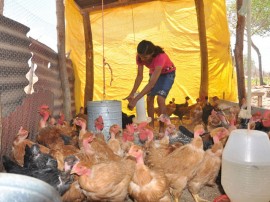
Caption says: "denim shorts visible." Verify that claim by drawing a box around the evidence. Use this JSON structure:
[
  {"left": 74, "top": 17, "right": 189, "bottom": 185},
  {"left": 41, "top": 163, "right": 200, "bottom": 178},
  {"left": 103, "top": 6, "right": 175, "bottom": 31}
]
[{"left": 148, "top": 71, "right": 175, "bottom": 98}]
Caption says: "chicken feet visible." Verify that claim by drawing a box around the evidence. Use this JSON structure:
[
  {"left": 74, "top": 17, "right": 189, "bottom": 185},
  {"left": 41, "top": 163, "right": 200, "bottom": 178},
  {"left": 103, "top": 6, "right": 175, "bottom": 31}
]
[{"left": 191, "top": 193, "right": 210, "bottom": 202}]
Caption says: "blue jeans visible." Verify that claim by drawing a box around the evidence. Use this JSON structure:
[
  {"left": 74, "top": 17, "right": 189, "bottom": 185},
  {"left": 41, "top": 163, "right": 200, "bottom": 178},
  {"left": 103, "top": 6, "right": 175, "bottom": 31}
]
[{"left": 148, "top": 71, "right": 175, "bottom": 98}]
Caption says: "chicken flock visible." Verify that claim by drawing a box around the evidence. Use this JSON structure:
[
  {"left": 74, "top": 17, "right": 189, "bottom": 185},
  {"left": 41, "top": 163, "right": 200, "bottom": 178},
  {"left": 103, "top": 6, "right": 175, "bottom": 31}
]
[{"left": 2, "top": 98, "right": 269, "bottom": 202}]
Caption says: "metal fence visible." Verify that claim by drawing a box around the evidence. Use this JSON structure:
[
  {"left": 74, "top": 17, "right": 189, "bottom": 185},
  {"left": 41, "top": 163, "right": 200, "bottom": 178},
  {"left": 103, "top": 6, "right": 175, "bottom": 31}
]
[{"left": 0, "top": 15, "right": 76, "bottom": 170}]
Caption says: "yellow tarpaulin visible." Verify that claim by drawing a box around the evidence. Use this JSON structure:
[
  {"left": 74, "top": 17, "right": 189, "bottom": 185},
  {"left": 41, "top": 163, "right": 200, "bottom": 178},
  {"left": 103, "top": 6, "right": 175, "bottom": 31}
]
[{"left": 65, "top": 0, "right": 237, "bottom": 114}]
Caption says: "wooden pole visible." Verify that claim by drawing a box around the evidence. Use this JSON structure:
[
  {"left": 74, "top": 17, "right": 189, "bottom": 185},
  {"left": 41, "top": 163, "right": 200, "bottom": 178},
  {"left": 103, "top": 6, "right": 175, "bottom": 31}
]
[
  {"left": 0, "top": 0, "right": 4, "bottom": 15},
  {"left": 194, "top": 0, "right": 208, "bottom": 99},
  {"left": 56, "top": 0, "right": 72, "bottom": 121},
  {"left": 235, "top": 0, "right": 246, "bottom": 105},
  {"left": 82, "top": 11, "right": 94, "bottom": 107}
]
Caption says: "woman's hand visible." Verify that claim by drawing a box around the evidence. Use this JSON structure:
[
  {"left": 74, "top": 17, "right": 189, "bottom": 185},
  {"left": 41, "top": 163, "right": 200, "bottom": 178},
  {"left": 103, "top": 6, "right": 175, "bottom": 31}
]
[
  {"left": 127, "top": 98, "right": 137, "bottom": 111},
  {"left": 123, "top": 95, "right": 134, "bottom": 102}
]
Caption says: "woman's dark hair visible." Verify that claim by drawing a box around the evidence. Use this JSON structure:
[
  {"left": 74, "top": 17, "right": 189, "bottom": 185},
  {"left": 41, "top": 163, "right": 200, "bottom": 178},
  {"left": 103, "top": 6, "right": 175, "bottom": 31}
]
[{"left": 137, "top": 40, "right": 164, "bottom": 57}]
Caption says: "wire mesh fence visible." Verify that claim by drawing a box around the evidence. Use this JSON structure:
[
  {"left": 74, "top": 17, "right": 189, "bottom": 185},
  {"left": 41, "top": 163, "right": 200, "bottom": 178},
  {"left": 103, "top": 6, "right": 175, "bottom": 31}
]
[{"left": 0, "top": 13, "right": 75, "bottom": 171}]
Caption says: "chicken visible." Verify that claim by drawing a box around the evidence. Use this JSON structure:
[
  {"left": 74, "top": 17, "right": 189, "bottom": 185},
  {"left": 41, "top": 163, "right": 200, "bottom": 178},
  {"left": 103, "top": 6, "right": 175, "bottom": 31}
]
[
  {"left": 175, "top": 96, "right": 190, "bottom": 109},
  {"left": 154, "top": 99, "right": 177, "bottom": 117},
  {"left": 82, "top": 133, "right": 121, "bottom": 163},
  {"left": 37, "top": 107, "right": 77, "bottom": 149},
  {"left": 38, "top": 104, "right": 55, "bottom": 129},
  {"left": 122, "top": 112, "right": 135, "bottom": 129},
  {"left": 262, "top": 110, "right": 270, "bottom": 128},
  {"left": 157, "top": 114, "right": 173, "bottom": 141},
  {"left": 137, "top": 123, "right": 154, "bottom": 144},
  {"left": 94, "top": 115, "right": 106, "bottom": 141},
  {"left": 107, "top": 124, "right": 124, "bottom": 157},
  {"left": 23, "top": 144, "right": 58, "bottom": 170},
  {"left": 190, "top": 99, "right": 203, "bottom": 125},
  {"left": 73, "top": 117, "right": 88, "bottom": 149},
  {"left": 207, "top": 110, "right": 229, "bottom": 132},
  {"left": 202, "top": 96, "right": 214, "bottom": 125},
  {"left": 227, "top": 109, "right": 238, "bottom": 132},
  {"left": 94, "top": 115, "right": 104, "bottom": 132},
  {"left": 57, "top": 111, "right": 67, "bottom": 126},
  {"left": 3, "top": 144, "right": 73, "bottom": 196},
  {"left": 36, "top": 105, "right": 78, "bottom": 149},
  {"left": 165, "top": 123, "right": 192, "bottom": 145},
  {"left": 70, "top": 157, "right": 136, "bottom": 201},
  {"left": 172, "top": 96, "right": 202, "bottom": 121},
  {"left": 128, "top": 145, "right": 171, "bottom": 202},
  {"left": 37, "top": 126, "right": 75, "bottom": 149},
  {"left": 49, "top": 143, "right": 80, "bottom": 170},
  {"left": 61, "top": 145, "right": 110, "bottom": 202},
  {"left": 210, "top": 127, "right": 230, "bottom": 147},
  {"left": 251, "top": 110, "right": 270, "bottom": 132},
  {"left": 74, "top": 118, "right": 120, "bottom": 164},
  {"left": 61, "top": 155, "right": 86, "bottom": 202},
  {"left": 148, "top": 125, "right": 205, "bottom": 201},
  {"left": 144, "top": 125, "right": 179, "bottom": 169},
  {"left": 122, "top": 123, "right": 135, "bottom": 142},
  {"left": 12, "top": 126, "right": 50, "bottom": 166},
  {"left": 188, "top": 142, "right": 223, "bottom": 202}
]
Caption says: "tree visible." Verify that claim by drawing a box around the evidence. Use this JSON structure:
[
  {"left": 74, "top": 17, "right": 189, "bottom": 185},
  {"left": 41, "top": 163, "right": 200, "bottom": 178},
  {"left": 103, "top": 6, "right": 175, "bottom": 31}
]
[
  {"left": 250, "top": 0, "right": 270, "bottom": 85},
  {"left": 227, "top": 0, "right": 270, "bottom": 85},
  {"left": 233, "top": 0, "right": 246, "bottom": 104}
]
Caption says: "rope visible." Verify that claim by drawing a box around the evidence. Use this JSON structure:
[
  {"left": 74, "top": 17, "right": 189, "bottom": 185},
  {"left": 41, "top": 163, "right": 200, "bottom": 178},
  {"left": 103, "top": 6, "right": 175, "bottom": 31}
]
[
  {"left": 131, "top": 5, "right": 136, "bottom": 48},
  {"left": 101, "top": 0, "right": 113, "bottom": 100},
  {"left": 102, "top": 0, "right": 105, "bottom": 100}
]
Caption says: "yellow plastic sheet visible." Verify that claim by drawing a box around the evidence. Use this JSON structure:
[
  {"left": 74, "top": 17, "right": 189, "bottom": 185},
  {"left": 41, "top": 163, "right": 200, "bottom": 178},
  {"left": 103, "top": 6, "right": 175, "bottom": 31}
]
[{"left": 65, "top": 0, "right": 237, "bottom": 114}]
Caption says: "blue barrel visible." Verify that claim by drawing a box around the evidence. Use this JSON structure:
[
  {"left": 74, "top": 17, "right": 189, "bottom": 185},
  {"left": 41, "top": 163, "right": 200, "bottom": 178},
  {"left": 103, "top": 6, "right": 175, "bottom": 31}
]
[{"left": 87, "top": 100, "right": 122, "bottom": 141}]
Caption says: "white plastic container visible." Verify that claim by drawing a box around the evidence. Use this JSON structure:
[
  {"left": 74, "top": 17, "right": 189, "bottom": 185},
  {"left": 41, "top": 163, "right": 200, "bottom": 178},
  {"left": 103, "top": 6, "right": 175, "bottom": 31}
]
[
  {"left": 87, "top": 100, "right": 122, "bottom": 141},
  {"left": 132, "top": 93, "right": 151, "bottom": 124},
  {"left": 221, "top": 129, "right": 270, "bottom": 202}
]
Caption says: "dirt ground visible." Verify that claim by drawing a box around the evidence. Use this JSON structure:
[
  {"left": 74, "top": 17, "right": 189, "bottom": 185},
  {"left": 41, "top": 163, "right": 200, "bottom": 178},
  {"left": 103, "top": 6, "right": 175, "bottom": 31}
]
[{"left": 181, "top": 185, "right": 223, "bottom": 202}]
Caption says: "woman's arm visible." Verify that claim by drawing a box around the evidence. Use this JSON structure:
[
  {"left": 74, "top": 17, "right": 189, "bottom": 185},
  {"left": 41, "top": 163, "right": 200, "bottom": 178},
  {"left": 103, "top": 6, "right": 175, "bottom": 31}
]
[
  {"left": 123, "top": 65, "right": 144, "bottom": 101},
  {"left": 128, "top": 66, "right": 162, "bottom": 109}
]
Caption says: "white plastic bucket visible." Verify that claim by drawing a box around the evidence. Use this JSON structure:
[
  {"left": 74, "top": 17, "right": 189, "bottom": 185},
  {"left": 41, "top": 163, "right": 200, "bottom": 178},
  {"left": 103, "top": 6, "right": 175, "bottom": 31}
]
[
  {"left": 87, "top": 100, "right": 122, "bottom": 141},
  {"left": 221, "top": 129, "right": 270, "bottom": 202}
]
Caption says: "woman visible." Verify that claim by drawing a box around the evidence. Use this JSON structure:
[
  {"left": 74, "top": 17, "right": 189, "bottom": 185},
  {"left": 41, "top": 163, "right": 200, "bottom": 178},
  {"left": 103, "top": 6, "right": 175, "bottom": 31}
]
[{"left": 124, "top": 40, "right": 176, "bottom": 132}]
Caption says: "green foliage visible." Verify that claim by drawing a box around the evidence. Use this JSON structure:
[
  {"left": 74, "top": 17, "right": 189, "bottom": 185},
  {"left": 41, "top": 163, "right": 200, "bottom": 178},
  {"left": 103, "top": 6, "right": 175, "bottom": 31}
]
[
  {"left": 246, "top": 76, "right": 270, "bottom": 86},
  {"left": 227, "top": 0, "right": 270, "bottom": 37},
  {"left": 251, "top": 0, "right": 270, "bottom": 36}
]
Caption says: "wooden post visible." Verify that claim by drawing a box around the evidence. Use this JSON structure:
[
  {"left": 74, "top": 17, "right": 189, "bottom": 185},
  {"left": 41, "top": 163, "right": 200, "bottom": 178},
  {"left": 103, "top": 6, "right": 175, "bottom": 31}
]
[
  {"left": 0, "top": 0, "right": 4, "bottom": 15},
  {"left": 235, "top": 0, "right": 246, "bottom": 105},
  {"left": 56, "top": 0, "right": 72, "bottom": 121},
  {"left": 194, "top": 0, "right": 208, "bottom": 99},
  {"left": 82, "top": 11, "right": 94, "bottom": 107}
]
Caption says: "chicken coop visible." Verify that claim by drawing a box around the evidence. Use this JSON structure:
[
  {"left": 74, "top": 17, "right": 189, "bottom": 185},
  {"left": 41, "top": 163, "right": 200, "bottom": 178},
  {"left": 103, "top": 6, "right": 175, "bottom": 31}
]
[
  {"left": 0, "top": 0, "right": 236, "bottom": 172},
  {"left": 3, "top": 1, "right": 270, "bottom": 201}
]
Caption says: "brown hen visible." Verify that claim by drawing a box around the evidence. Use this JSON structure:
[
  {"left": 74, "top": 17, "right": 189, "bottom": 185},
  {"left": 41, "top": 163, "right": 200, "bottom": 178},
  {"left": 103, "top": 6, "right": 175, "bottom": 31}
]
[
  {"left": 149, "top": 125, "right": 206, "bottom": 202},
  {"left": 128, "top": 145, "right": 171, "bottom": 202},
  {"left": 188, "top": 141, "right": 223, "bottom": 202},
  {"left": 12, "top": 127, "right": 50, "bottom": 166},
  {"left": 70, "top": 157, "right": 136, "bottom": 202}
]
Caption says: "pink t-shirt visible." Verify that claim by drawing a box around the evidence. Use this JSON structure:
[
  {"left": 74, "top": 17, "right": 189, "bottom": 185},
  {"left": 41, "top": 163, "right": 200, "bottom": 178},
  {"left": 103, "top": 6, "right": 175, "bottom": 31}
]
[{"left": 136, "top": 53, "right": 176, "bottom": 74}]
